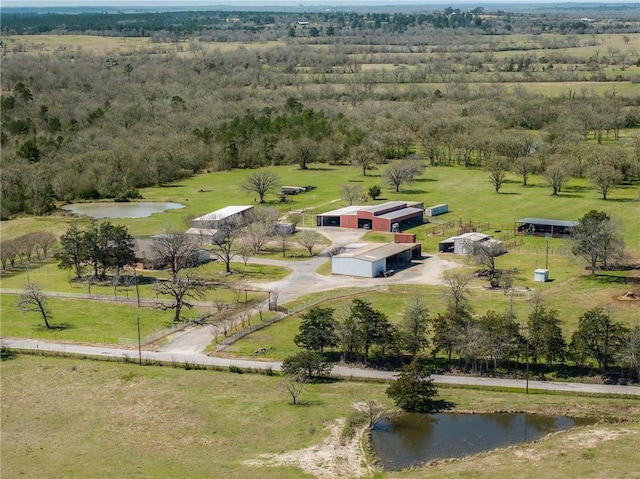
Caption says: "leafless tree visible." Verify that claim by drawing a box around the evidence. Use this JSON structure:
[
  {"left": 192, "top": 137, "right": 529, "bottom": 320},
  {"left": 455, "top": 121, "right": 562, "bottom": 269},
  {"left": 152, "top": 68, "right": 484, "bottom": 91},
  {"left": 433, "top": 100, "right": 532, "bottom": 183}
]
[
  {"left": 0, "top": 239, "right": 19, "bottom": 270},
  {"left": 543, "top": 159, "right": 571, "bottom": 196},
  {"left": 341, "top": 184, "right": 363, "bottom": 206},
  {"left": 588, "top": 162, "right": 623, "bottom": 200},
  {"left": 351, "top": 141, "right": 378, "bottom": 176},
  {"left": 297, "top": 229, "right": 320, "bottom": 256},
  {"left": 383, "top": 159, "right": 424, "bottom": 193},
  {"left": 274, "top": 225, "right": 293, "bottom": 257},
  {"left": 151, "top": 231, "right": 200, "bottom": 283},
  {"left": 153, "top": 271, "right": 206, "bottom": 323},
  {"left": 33, "top": 232, "right": 57, "bottom": 259},
  {"left": 466, "top": 240, "right": 505, "bottom": 277},
  {"left": 17, "top": 283, "right": 53, "bottom": 329},
  {"left": 210, "top": 217, "right": 243, "bottom": 273},
  {"left": 281, "top": 377, "right": 305, "bottom": 405},
  {"left": 237, "top": 240, "right": 252, "bottom": 266},
  {"left": 241, "top": 170, "right": 281, "bottom": 203},
  {"left": 442, "top": 270, "right": 474, "bottom": 314},
  {"left": 485, "top": 157, "right": 509, "bottom": 193}
]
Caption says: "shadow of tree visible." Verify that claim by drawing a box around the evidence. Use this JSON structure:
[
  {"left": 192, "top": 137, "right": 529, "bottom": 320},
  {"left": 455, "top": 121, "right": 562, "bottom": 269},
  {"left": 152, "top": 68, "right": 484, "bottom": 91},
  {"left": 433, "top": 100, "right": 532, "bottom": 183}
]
[{"left": 0, "top": 347, "right": 17, "bottom": 361}]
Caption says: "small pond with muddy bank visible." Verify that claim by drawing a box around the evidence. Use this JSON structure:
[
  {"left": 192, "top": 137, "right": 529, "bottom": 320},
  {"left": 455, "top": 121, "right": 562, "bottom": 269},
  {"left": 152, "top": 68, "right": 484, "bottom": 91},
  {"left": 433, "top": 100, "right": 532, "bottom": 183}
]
[
  {"left": 370, "top": 412, "right": 595, "bottom": 470},
  {"left": 61, "top": 202, "right": 185, "bottom": 219}
]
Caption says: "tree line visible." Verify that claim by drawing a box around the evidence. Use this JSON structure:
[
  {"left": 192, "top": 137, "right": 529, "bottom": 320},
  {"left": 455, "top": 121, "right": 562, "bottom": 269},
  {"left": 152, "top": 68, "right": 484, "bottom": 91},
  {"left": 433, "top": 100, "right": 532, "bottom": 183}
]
[
  {"left": 284, "top": 292, "right": 640, "bottom": 384},
  {"left": 1, "top": 8, "right": 639, "bottom": 219},
  {"left": 5, "top": 7, "right": 636, "bottom": 38}
]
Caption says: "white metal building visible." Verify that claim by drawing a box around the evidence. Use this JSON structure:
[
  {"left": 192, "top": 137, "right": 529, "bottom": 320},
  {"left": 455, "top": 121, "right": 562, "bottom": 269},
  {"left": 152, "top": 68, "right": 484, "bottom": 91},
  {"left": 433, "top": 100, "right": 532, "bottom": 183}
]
[
  {"left": 438, "top": 232, "right": 503, "bottom": 255},
  {"left": 191, "top": 205, "right": 254, "bottom": 229},
  {"left": 331, "top": 242, "right": 418, "bottom": 278}
]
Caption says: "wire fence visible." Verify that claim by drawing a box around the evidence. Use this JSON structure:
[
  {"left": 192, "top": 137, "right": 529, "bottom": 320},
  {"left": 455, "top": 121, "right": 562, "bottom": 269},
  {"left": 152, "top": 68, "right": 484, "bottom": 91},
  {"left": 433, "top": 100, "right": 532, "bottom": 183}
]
[{"left": 216, "top": 285, "right": 386, "bottom": 350}]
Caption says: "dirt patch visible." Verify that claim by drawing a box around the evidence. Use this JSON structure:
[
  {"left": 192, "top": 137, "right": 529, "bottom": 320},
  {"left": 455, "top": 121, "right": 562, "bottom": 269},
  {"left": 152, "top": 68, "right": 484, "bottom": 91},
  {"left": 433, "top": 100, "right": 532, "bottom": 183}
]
[
  {"left": 513, "top": 426, "right": 638, "bottom": 462},
  {"left": 243, "top": 418, "right": 373, "bottom": 479}
]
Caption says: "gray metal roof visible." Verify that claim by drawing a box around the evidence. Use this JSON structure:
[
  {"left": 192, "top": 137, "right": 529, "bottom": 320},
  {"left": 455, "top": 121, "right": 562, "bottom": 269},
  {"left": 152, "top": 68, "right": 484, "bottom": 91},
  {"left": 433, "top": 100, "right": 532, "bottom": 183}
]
[
  {"left": 193, "top": 205, "right": 253, "bottom": 222},
  {"left": 516, "top": 217, "right": 579, "bottom": 227},
  {"left": 334, "top": 242, "right": 416, "bottom": 262},
  {"left": 378, "top": 207, "right": 423, "bottom": 221},
  {"left": 316, "top": 205, "right": 362, "bottom": 217},
  {"left": 363, "top": 201, "right": 407, "bottom": 215}
]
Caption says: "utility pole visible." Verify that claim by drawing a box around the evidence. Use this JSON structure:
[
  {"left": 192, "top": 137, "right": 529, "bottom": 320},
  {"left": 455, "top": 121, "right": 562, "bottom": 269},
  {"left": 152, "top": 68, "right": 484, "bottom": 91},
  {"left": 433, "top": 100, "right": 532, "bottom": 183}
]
[{"left": 137, "top": 316, "right": 142, "bottom": 366}]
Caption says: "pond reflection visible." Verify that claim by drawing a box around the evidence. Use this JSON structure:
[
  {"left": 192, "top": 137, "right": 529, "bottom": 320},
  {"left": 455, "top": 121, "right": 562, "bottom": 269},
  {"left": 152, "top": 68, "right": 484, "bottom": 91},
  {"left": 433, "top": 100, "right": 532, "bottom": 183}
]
[{"left": 371, "top": 413, "right": 593, "bottom": 470}]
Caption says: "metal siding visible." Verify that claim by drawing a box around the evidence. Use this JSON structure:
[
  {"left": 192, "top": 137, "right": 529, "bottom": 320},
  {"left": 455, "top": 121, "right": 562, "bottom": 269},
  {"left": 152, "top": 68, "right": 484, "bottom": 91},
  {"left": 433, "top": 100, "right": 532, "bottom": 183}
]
[{"left": 332, "top": 257, "right": 377, "bottom": 277}]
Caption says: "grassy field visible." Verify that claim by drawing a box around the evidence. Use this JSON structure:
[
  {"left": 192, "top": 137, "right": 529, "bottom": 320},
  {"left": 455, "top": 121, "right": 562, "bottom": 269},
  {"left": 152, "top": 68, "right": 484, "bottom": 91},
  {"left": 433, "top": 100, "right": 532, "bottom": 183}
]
[
  {"left": 1, "top": 160, "right": 638, "bottom": 346},
  {"left": 0, "top": 294, "right": 177, "bottom": 344},
  {"left": 2, "top": 162, "right": 638, "bottom": 245},
  {"left": 230, "top": 270, "right": 640, "bottom": 362},
  {"left": 1, "top": 354, "right": 639, "bottom": 479}
]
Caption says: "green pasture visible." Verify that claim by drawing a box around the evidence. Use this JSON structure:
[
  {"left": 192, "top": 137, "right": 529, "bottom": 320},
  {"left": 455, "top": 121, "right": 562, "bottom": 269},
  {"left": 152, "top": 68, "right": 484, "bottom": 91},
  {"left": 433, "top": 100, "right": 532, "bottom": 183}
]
[
  {"left": 231, "top": 272, "right": 640, "bottom": 361},
  {"left": 0, "top": 294, "right": 178, "bottom": 343},
  {"left": 2, "top": 354, "right": 639, "bottom": 479},
  {"left": 2, "top": 155, "right": 638, "bottom": 248},
  {"left": 0, "top": 259, "right": 285, "bottom": 304}
]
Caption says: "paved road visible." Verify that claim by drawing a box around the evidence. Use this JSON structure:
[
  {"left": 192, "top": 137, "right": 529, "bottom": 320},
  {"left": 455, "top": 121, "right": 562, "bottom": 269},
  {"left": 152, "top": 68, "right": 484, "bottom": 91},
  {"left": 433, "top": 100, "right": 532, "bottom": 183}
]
[{"left": 2, "top": 338, "right": 638, "bottom": 397}]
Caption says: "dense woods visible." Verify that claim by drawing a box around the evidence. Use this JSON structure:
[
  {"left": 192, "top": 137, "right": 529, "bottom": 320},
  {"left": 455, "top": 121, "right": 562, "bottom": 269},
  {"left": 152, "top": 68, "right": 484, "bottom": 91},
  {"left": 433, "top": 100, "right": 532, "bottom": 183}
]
[{"left": 1, "top": 6, "right": 639, "bottom": 219}]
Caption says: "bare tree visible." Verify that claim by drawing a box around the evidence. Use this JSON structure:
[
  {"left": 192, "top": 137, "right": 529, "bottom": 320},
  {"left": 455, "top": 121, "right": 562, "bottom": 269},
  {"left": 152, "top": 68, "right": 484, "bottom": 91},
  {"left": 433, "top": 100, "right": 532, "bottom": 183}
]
[
  {"left": 151, "top": 231, "right": 200, "bottom": 283},
  {"left": 485, "top": 157, "right": 509, "bottom": 193},
  {"left": 17, "top": 283, "right": 53, "bottom": 329},
  {"left": 237, "top": 240, "right": 252, "bottom": 266},
  {"left": 33, "top": 232, "right": 57, "bottom": 259},
  {"left": 351, "top": 141, "right": 378, "bottom": 176},
  {"left": 341, "top": 184, "right": 363, "bottom": 206},
  {"left": 0, "top": 239, "right": 19, "bottom": 270},
  {"left": 588, "top": 162, "right": 623, "bottom": 200},
  {"left": 442, "top": 270, "right": 474, "bottom": 314},
  {"left": 383, "top": 159, "right": 424, "bottom": 193},
  {"left": 466, "top": 239, "right": 505, "bottom": 278},
  {"left": 153, "top": 271, "right": 206, "bottom": 322},
  {"left": 241, "top": 170, "right": 281, "bottom": 203},
  {"left": 297, "top": 229, "right": 320, "bottom": 256},
  {"left": 281, "top": 378, "right": 304, "bottom": 405},
  {"left": 210, "top": 217, "right": 243, "bottom": 273},
  {"left": 275, "top": 224, "right": 294, "bottom": 257},
  {"left": 543, "top": 159, "right": 571, "bottom": 196}
]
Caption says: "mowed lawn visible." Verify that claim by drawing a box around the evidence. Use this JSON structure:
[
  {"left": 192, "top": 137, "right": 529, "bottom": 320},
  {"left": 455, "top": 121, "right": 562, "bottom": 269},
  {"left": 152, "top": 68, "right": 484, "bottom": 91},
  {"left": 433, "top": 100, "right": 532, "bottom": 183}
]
[
  {"left": 2, "top": 354, "right": 639, "bottom": 479},
  {"left": 0, "top": 294, "right": 180, "bottom": 344}
]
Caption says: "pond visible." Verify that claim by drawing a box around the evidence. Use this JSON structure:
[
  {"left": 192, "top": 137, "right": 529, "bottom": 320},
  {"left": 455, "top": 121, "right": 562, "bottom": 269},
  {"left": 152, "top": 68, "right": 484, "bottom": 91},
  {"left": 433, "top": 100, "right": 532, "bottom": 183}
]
[
  {"left": 61, "top": 202, "right": 185, "bottom": 219},
  {"left": 370, "top": 413, "right": 594, "bottom": 470}
]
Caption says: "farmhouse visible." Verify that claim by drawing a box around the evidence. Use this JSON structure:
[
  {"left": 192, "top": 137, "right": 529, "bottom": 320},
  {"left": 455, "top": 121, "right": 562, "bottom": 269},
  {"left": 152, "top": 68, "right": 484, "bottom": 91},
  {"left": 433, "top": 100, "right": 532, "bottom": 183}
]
[
  {"left": 332, "top": 240, "right": 421, "bottom": 278},
  {"left": 316, "top": 201, "right": 423, "bottom": 232},
  {"left": 515, "top": 217, "right": 578, "bottom": 238},
  {"left": 438, "top": 232, "right": 503, "bottom": 255},
  {"left": 133, "top": 236, "right": 209, "bottom": 270}
]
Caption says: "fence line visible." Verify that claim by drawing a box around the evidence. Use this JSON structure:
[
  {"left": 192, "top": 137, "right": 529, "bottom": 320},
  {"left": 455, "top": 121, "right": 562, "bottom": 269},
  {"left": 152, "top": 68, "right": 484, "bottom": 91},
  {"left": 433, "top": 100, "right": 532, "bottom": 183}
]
[{"left": 217, "top": 285, "right": 387, "bottom": 350}]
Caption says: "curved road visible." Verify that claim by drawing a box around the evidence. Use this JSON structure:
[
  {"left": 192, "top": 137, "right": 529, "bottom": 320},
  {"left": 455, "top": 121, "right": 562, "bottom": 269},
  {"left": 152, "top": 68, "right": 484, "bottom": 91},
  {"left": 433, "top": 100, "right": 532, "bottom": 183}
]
[
  {"left": 2, "top": 338, "right": 638, "bottom": 397},
  {"left": 158, "top": 227, "right": 459, "bottom": 354}
]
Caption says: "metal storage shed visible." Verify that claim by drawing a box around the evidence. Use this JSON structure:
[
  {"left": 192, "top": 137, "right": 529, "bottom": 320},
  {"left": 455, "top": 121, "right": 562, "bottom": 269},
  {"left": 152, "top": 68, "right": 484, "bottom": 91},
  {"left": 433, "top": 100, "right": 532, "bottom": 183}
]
[
  {"left": 191, "top": 205, "right": 254, "bottom": 229},
  {"left": 331, "top": 243, "right": 418, "bottom": 278},
  {"left": 316, "top": 201, "right": 423, "bottom": 232},
  {"left": 438, "top": 232, "right": 502, "bottom": 255},
  {"left": 515, "top": 218, "right": 578, "bottom": 238}
]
